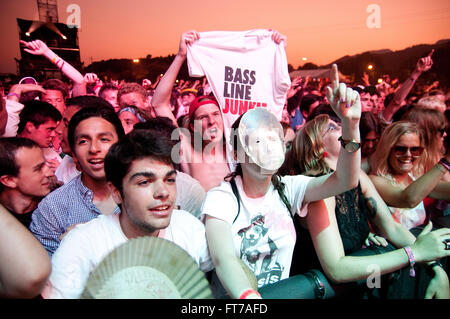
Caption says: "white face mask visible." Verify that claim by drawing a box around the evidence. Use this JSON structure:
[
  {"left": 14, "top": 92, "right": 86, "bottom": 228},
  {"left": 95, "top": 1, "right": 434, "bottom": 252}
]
[{"left": 237, "top": 108, "right": 286, "bottom": 171}]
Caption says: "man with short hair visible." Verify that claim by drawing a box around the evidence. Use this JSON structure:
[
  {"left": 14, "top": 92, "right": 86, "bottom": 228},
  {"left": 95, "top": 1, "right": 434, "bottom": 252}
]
[
  {"left": 17, "top": 100, "right": 62, "bottom": 172},
  {"left": 134, "top": 117, "right": 206, "bottom": 218},
  {"left": 98, "top": 83, "right": 119, "bottom": 112},
  {"left": 360, "top": 91, "right": 374, "bottom": 113},
  {"left": 41, "top": 79, "right": 69, "bottom": 115},
  {"left": 299, "top": 93, "right": 321, "bottom": 121},
  {"left": 17, "top": 101, "right": 61, "bottom": 149},
  {"left": 30, "top": 105, "right": 125, "bottom": 256},
  {"left": 151, "top": 32, "right": 230, "bottom": 191},
  {"left": 117, "top": 82, "right": 148, "bottom": 109},
  {"left": 41, "top": 129, "right": 213, "bottom": 299},
  {"left": 117, "top": 82, "right": 155, "bottom": 118},
  {"left": 0, "top": 137, "right": 53, "bottom": 228},
  {"left": 54, "top": 95, "right": 115, "bottom": 184}
]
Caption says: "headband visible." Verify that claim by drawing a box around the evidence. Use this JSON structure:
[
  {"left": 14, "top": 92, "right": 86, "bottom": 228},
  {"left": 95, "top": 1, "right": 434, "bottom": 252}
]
[
  {"left": 118, "top": 107, "right": 146, "bottom": 123},
  {"left": 188, "top": 95, "right": 219, "bottom": 120}
]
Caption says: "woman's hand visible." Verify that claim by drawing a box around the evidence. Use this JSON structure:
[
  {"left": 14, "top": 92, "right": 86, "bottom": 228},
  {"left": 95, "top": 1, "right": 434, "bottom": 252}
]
[
  {"left": 425, "top": 266, "right": 450, "bottom": 299},
  {"left": 364, "top": 232, "right": 388, "bottom": 247},
  {"left": 411, "top": 222, "right": 450, "bottom": 263},
  {"left": 327, "top": 64, "right": 361, "bottom": 123},
  {"left": 20, "top": 39, "right": 51, "bottom": 57}
]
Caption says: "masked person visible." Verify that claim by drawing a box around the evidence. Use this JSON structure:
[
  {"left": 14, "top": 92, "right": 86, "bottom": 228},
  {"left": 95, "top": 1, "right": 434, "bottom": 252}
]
[{"left": 202, "top": 66, "right": 364, "bottom": 299}]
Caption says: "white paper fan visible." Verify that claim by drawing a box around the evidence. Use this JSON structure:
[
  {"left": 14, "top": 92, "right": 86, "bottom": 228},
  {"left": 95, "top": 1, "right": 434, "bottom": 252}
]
[{"left": 80, "top": 236, "right": 213, "bottom": 299}]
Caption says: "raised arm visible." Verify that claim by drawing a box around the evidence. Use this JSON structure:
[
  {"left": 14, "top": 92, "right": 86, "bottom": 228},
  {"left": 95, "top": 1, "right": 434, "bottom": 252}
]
[
  {"left": 0, "top": 204, "right": 51, "bottom": 298},
  {"left": 381, "top": 50, "right": 434, "bottom": 123},
  {"left": 151, "top": 31, "right": 200, "bottom": 126},
  {"left": 304, "top": 64, "right": 361, "bottom": 202},
  {"left": 1, "top": 84, "right": 47, "bottom": 137},
  {"left": 369, "top": 154, "right": 450, "bottom": 209},
  {"left": 6, "top": 83, "right": 46, "bottom": 103},
  {"left": 20, "top": 40, "right": 86, "bottom": 96}
]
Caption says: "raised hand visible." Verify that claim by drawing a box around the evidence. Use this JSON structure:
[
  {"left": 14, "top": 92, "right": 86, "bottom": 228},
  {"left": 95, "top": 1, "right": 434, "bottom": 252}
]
[
  {"left": 270, "top": 29, "right": 287, "bottom": 49},
  {"left": 287, "top": 76, "right": 303, "bottom": 99},
  {"left": 142, "top": 79, "right": 152, "bottom": 89},
  {"left": 178, "top": 30, "right": 200, "bottom": 58},
  {"left": 20, "top": 39, "right": 51, "bottom": 57},
  {"left": 192, "top": 79, "right": 201, "bottom": 89},
  {"left": 415, "top": 49, "right": 434, "bottom": 73},
  {"left": 361, "top": 72, "right": 370, "bottom": 86},
  {"left": 83, "top": 73, "right": 99, "bottom": 84},
  {"left": 326, "top": 64, "right": 361, "bottom": 122}
]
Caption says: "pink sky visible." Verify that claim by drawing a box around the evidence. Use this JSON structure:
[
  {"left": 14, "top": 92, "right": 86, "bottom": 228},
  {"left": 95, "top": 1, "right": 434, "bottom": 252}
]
[{"left": 0, "top": 0, "right": 449, "bottom": 74}]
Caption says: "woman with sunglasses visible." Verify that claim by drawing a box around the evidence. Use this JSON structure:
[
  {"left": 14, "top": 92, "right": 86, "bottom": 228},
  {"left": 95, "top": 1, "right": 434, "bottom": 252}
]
[
  {"left": 281, "top": 115, "right": 450, "bottom": 299},
  {"left": 401, "top": 107, "right": 450, "bottom": 229},
  {"left": 369, "top": 121, "right": 450, "bottom": 230},
  {"left": 401, "top": 106, "right": 448, "bottom": 175}
]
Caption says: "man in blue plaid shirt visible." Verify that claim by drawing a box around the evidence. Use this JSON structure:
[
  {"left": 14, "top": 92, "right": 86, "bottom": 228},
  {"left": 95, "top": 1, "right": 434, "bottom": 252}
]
[{"left": 30, "top": 104, "right": 125, "bottom": 256}]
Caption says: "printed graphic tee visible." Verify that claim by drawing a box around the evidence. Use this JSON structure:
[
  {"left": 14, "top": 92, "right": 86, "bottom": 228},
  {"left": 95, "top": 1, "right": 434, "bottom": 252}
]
[
  {"left": 201, "top": 174, "right": 313, "bottom": 288},
  {"left": 186, "top": 30, "right": 291, "bottom": 167}
]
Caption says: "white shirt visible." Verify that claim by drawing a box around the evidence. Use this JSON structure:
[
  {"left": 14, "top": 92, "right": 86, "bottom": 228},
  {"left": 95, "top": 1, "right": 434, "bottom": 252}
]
[
  {"left": 389, "top": 174, "right": 426, "bottom": 229},
  {"left": 201, "top": 174, "right": 312, "bottom": 288},
  {"left": 175, "top": 171, "right": 205, "bottom": 218},
  {"left": 186, "top": 30, "right": 291, "bottom": 168},
  {"left": 42, "top": 210, "right": 213, "bottom": 299},
  {"left": 2, "top": 99, "right": 24, "bottom": 137},
  {"left": 55, "top": 155, "right": 80, "bottom": 184}
]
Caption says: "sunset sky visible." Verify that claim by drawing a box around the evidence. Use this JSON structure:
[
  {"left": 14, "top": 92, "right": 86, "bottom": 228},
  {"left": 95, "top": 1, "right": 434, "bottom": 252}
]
[{"left": 0, "top": 0, "right": 449, "bottom": 74}]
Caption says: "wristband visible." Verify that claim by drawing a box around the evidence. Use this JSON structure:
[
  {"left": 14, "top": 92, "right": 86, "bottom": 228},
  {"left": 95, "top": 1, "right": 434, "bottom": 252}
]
[
  {"left": 403, "top": 246, "right": 416, "bottom": 277},
  {"left": 304, "top": 270, "right": 326, "bottom": 299},
  {"left": 51, "top": 55, "right": 61, "bottom": 66},
  {"left": 439, "top": 158, "right": 450, "bottom": 172},
  {"left": 238, "top": 288, "right": 261, "bottom": 299}
]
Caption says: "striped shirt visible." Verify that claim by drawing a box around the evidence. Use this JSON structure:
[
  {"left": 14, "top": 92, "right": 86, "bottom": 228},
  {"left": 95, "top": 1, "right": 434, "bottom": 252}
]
[{"left": 30, "top": 174, "right": 120, "bottom": 256}]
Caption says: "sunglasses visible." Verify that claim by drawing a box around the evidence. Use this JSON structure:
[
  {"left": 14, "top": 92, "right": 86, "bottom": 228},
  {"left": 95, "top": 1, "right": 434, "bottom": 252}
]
[{"left": 392, "top": 146, "right": 423, "bottom": 157}]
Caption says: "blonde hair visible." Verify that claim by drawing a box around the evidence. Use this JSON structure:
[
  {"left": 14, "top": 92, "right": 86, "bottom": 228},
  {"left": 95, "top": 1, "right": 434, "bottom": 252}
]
[
  {"left": 370, "top": 121, "right": 426, "bottom": 180},
  {"left": 401, "top": 106, "right": 446, "bottom": 171},
  {"left": 117, "top": 82, "right": 147, "bottom": 106},
  {"left": 280, "top": 114, "right": 332, "bottom": 176},
  {"left": 416, "top": 96, "right": 446, "bottom": 113}
]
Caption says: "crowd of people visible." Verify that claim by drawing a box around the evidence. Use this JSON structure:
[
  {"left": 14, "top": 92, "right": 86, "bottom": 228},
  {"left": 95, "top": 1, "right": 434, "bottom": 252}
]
[{"left": 0, "top": 29, "right": 449, "bottom": 300}]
